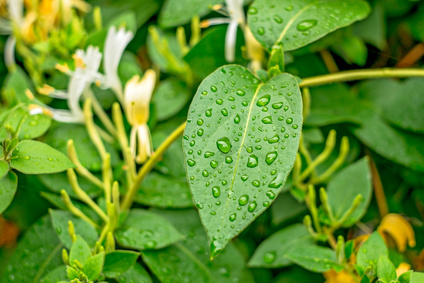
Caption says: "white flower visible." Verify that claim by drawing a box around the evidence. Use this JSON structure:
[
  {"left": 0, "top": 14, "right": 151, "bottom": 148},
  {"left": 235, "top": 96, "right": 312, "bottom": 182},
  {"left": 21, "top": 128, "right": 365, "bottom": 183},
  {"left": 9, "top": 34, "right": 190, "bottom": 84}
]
[
  {"left": 104, "top": 26, "right": 134, "bottom": 102},
  {"left": 124, "top": 70, "right": 156, "bottom": 163},
  {"left": 201, "top": 0, "right": 245, "bottom": 62},
  {"left": 39, "top": 46, "right": 102, "bottom": 123}
]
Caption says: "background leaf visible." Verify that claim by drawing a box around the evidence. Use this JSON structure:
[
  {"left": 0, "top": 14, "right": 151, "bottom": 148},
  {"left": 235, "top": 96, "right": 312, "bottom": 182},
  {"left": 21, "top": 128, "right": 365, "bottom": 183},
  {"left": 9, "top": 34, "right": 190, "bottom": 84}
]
[
  {"left": 357, "top": 232, "right": 388, "bottom": 272},
  {"left": 183, "top": 65, "right": 302, "bottom": 256},
  {"left": 10, "top": 140, "right": 75, "bottom": 174},
  {"left": 248, "top": 0, "right": 371, "bottom": 51},
  {"left": 0, "top": 171, "right": 17, "bottom": 214},
  {"left": 103, "top": 251, "right": 140, "bottom": 278}
]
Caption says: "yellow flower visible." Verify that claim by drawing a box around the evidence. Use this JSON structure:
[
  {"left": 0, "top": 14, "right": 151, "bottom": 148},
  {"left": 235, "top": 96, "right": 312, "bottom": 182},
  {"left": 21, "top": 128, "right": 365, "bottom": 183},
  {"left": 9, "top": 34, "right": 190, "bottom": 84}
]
[
  {"left": 396, "top": 262, "right": 411, "bottom": 277},
  {"left": 324, "top": 270, "right": 358, "bottom": 283},
  {"left": 377, "top": 213, "right": 416, "bottom": 252},
  {"left": 124, "top": 70, "right": 156, "bottom": 163}
]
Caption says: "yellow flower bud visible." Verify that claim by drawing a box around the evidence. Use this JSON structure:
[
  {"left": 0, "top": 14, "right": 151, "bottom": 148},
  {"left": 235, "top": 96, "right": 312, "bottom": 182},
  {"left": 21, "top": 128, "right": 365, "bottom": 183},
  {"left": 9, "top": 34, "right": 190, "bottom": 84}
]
[{"left": 378, "top": 213, "right": 416, "bottom": 252}]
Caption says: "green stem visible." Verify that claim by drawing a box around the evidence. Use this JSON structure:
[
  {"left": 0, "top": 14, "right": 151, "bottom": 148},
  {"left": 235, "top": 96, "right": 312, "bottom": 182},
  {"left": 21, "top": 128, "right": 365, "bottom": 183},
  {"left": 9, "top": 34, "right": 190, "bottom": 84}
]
[
  {"left": 121, "top": 122, "right": 186, "bottom": 211},
  {"left": 299, "top": 68, "right": 424, "bottom": 88}
]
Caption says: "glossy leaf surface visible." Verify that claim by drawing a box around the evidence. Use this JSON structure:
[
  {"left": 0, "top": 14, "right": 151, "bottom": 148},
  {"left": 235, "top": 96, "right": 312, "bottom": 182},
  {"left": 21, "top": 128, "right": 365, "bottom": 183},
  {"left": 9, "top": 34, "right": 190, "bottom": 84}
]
[
  {"left": 183, "top": 65, "right": 302, "bottom": 256},
  {"left": 248, "top": 0, "right": 371, "bottom": 51}
]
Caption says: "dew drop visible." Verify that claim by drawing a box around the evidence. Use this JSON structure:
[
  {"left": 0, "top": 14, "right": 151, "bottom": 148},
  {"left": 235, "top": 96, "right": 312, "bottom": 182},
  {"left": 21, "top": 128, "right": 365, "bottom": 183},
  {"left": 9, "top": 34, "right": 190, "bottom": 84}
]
[
  {"left": 210, "top": 160, "right": 218, "bottom": 168},
  {"left": 266, "top": 190, "right": 276, "bottom": 199},
  {"left": 263, "top": 251, "right": 276, "bottom": 263},
  {"left": 263, "top": 201, "right": 270, "bottom": 207},
  {"left": 257, "top": 27, "right": 265, "bottom": 35},
  {"left": 211, "top": 86, "right": 218, "bottom": 92},
  {"left": 216, "top": 99, "right": 223, "bottom": 105},
  {"left": 265, "top": 152, "right": 278, "bottom": 165},
  {"left": 268, "top": 173, "right": 284, "bottom": 188},
  {"left": 248, "top": 7, "right": 257, "bottom": 14},
  {"left": 202, "top": 91, "right": 208, "bottom": 95},
  {"left": 286, "top": 118, "right": 293, "bottom": 124},
  {"left": 204, "top": 151, "right": 215, "bottom": 158},
  {"left": 257, "top": 95, "right": 270, "bottom": 106},
  {"left": 272, "top": 102, "right": 283, "bottom": 109},
  {"left": 229, "top": 213, "right": 237, "bottom": 222},
  {"left": 217, "top": 137, "right": 232, "bottom": 153},
  {"left": 262, "top": 116, "right": 273, "bottom": 124},
  {"left": 24, "top": 156, "right": 30, "bottom": 160},
  {"left": 241, "top": 175, "right": 248, "bottom": 181},
  {"left": 239, "top": 195, "right": 249, "bottom": 205},
  {"left": 234, "top": 114, "right": 241, "bottom": 124},
  {"left": 248, "top": 201, "right": 257, "bottom": 212},
  {"left": 236, "top": 89, "right": 246, "bottom": 96},
  {"left": 252, "top": 180, "right": 260, "bottom": 187},
  {"left": 297, "top": 19, "right": 317, "bottom": 31},
  {"left": 221, "top": 109, "right": 228, "bottom": 116},
  {"left": 285, "top": 5, "right": 293, "bottom": 11},
  {"left": 273, "top": 16, "right": 283, "bottom": 24},
  {"left": 205, "top": 109, "right": 212, "bottom": 117},
  {"left": 197, "top": 119, "right": 204, "bottom": 125},
  {"left": 292, "top": 124, "right": 299, "bottom": 129},
  {"left": 225, "top": 156, "right": 233, "bottom": 164},
  {"left": 202, "top": 170, "right": 209, "bottom": 177},
  {"left": 212, "top": 187, "right": 221, "bottom": 198},
  {"left": 247, "top": 155, "right": 258, "bottom": 168},
  {"left": 187, "top": 159, "right": 196, "bottom": 166},
  {"left": 268, "top": 134, "right": 280, "bottom": 144},
  {"left": 197, "top": 129, "right": 204, "bottom": 136}
]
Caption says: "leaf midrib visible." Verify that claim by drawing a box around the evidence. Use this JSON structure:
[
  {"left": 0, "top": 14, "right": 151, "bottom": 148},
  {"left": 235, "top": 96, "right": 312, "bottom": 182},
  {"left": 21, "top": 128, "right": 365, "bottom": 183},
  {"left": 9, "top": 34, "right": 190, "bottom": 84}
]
[{"left": 219, "top": 83, "right": 264, "bottom": 232}]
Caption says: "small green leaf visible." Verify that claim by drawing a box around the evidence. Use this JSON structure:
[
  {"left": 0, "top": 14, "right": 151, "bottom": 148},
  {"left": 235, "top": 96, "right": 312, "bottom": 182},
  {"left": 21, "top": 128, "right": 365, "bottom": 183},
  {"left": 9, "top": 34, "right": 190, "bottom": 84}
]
[
  {"left": 377, "top": 256, "right": 397, "bottom": 283},
  {"left": 103, "top": 251, "right": 140, "bottom": 278},
  {"left": 398, "top": 271, "right": 412, "bottom": 283},
  {"left": 40, "top": 265, "right": 67, "bottom": 283},
  {"left": 115, "top": 209, "right": 184, "bottom": 250},
  {"left": 50, "top": 210, "right": 99, "bottom": 249},
  {"left": 134, "top": 172, "right": 192, "bottom": 208},
  {"left": 158, "top": 0, "right": 223, "bottom": 27},
  {"left": 1, "top": 107, "right": 51, "bottom": 140},
  {"left": 248, "top": 224, "right": 313, "bottom": 268},
  {"left": 0, "top": 171, "right": 18, "bottom": 214},
  {"left": 115, "top": 264, "right": 152, "bottom": 283},
  {"left": 0, "top": 160, "right": 9, "bottom": 179},
  {"left": 284, "top": 244, "right": 343, "bottom": 273},
  {"left": 83, "top": 252, "right": 105, "bottom": 281},
  {"left": 152, "top": 78, "right": 192, "bottom": 121},
  {"left": 10, "top": 140, "right": 75, "bottom": 174},
  {"left": 70, "top": 236, "right": 92, "bottom": 266},
  {"left": 357, "top": 232, "right": 388, "bottom": 272},
  {"left": 326, "top": 157, "right": 372, "bottom": 226},
  {"left": 0, "top": 215, "right": 63, "bottom": 282},
  {"left": 183, "top": 65, "right": 302, "bottom": 257},
  {"left": 248, "top": 0, "right": 371, "bottom": 51}
]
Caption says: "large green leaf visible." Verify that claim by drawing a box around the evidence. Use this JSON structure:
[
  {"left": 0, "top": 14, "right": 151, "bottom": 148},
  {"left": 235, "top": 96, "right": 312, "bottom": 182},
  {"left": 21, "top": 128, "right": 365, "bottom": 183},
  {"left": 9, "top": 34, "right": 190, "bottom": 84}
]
[
  {"left": 0, "top": 171, "right": 18, "bottom": 214},
  {"left": 134, "top": 172, "right": 193, "bottom": 208},
  {"left": 143, "top": 209, "right": 254, "bottom": 283},
  {"left": 326, "top": 157, "right": 372, "bottom": 227},
  {"left": 50, "top": 210, "right": 99, "bottom": 249},
  {"left": 10, "top": 140, "right": 75, "bottom": 174},
  {"left": 248, "top": 224, "right": 313, "bottom": 268},
  {"left": 357, "top": 231, "right": 388, "bottom": 272},
  {"left": 115, "top": 209, "right": 184, "bottom": 250},
  {"left": 183, "top": 65, "right": 302, "bottom": 256},
  {"left": 158, "top": 0, "right": 224, "bottom": 27},
  {"left": 1, "top": 215, "right": 63, "bottom": 282},
  {"left": 248, "top": 0, "right": 371, "bottom": 51},
  {"left": 115, "top": 264, "right": 152, "bottom": 283},
  {"left": 103, "top": 251, "right": 140, "bottom": 278},
  {"left": 284, "top": 244, "right": 343, "bottom": 273}
]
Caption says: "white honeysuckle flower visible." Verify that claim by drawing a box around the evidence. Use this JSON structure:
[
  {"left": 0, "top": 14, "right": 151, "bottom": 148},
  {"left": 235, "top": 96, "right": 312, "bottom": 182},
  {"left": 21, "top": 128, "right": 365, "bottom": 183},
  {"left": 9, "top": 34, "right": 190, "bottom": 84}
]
[
  {"left": 201, "top": 0, "right": 245, "bottom": 62},
  {"left": 104, "top": 26, "right": 134, "bottom": 102},
  {"left": 124, "top": 69, "right": 156, "bottom": 163}
]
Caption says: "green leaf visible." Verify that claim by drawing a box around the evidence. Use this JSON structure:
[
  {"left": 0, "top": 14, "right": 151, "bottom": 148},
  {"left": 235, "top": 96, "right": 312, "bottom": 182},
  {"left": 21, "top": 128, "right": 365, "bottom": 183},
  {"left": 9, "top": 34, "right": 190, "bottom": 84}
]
[
  {"left": 83, "top": 252, "right": 104, "bottom": 281},
  {"left": 50, "top": 210, "right": 99, "bottom": 249},
  {"left": 152, "top": 78, "right": 191, "bottom": 121},
  {"left": 184, "top": 26, "right": 248, "bottom": 79},
  {"left": 1, "top": 67, "right": 34, "bottom": 105},
  {"left": 271, "top": 191, "right": 307, "bottom": 226},
  {"left": 158, "top": 0, "right": 224, "bottom": 27},
  {"left": 10, "top": 140, "right": 75, "bottom": 174},
  {"left": 354, "top": 3, "right": 386, "bottom": 50},
  {"left": 115, "top": 263, "right": 152, "bottom": 283},
  {"left": 1, "top": 107, "right": 51, "bottom": 140},
  {"left": 183, "top": 65, "right": 302, "bottom": 257},
  {"left": 70, "top": 236, "right": 92, "bottom": 266},
  {"left": 0, "top": 160, "right": 9, "bottom": 179},
  {"left": 284, "top": 244, "right": 343, "bottom": 273},
  {"left": 357, "top": 231, "right": 388, "bottom": 272},
  {"left": 134, "top": 172, "right": 193, "bottom": 208},
  {"left": 359, "top": 78, "right": 424, "bottom": 133},
  {"left": 43, "top": 123, "right": 119, "bottom": 172},
  {"left": 40, "top": 265, "right": 67, "bottom": 283},
  {"left": 411, "top": 272, "right": 424, "bottom": 283},
  {"left": 103, "top": 251, "right": 140, "bottom": 278},
  {"left": 0, "top": 171, "right": 18, "bottom": 214},
  {"left": 115, "top": 209, "right": 184, "bottom": 250},
  {"left": 377, "top": 256, "right": 397, "bottom": 283},
  {"left": 326, "top": 157, "right": 372, "bottom": 226},
  {"left": 143, "top": 209, "right": 254, "bottom": 283},
  {"left": 399, "top": 271, "right": 413, "bottom": 283},
  {"left": 331, "top": 35, "right": 367, "bottom": 66},
  {"left": 248, "top": 0, "right": 371, "bottom": 51},
  {"left": 0, "top": 215, "right": 63, "bottom": 282},
  {"left": 39, "top": 172, "right": 102, "bottom": 199},
  {"left": 248, "top": 224, "right": 313, "bottom": 268}
]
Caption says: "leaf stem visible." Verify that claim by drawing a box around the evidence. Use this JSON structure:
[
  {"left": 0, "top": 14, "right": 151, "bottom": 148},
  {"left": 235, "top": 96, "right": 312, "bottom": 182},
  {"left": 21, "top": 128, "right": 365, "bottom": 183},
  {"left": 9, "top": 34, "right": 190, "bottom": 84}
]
[
  {"left": 121, "top": 122, "right": 187, "bottom": 210},
  {"left": 299, "top": 68, "right": 424, "bottom": 88}
]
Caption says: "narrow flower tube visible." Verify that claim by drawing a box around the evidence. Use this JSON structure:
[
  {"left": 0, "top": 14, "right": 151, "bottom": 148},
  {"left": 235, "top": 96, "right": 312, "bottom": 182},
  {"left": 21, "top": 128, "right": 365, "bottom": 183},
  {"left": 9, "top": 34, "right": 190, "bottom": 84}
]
[{"left": 124, "top": 70, "right": 156, "bottom": 163}]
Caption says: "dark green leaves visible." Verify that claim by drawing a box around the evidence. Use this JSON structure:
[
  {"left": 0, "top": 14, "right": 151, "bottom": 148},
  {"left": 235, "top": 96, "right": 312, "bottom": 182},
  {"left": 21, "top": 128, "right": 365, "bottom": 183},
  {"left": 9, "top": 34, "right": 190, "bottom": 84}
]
[
  {"left": 284, "top": 245, "right": 343, "bottom": 273},
  {"left": 10, "top": 140, "right": 75, "bottom": 174},
  {"left": 115, "top": 209, "right": 184, "bottom": 250},
  {"left": 326, "top": 157, "right": 372, "bottom": 227},
  {"left": 103, "top": 251, "right": 140, "bottom": 278},
  {"left": 183, "top": 65, "right": 302, "bottom": 256},
  {"left": 0, "top": 171, "right": 18, "bottom": 214},
  {"left": 248, "top": 224, "right": 313, "bottom": 268},
  {"left": 248, "top": 0, "right": 371, "bottom": 51}
]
